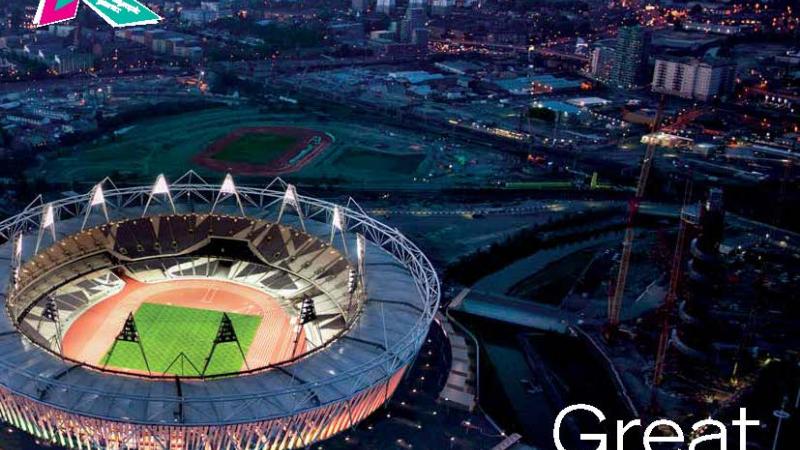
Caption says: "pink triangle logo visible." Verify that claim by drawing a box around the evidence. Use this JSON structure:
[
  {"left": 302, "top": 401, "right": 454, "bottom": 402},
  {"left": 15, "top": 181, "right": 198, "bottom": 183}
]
[
  {"left": 32, "top": 0, "right": 162, "bottom": 28},
  {"left": 33, "top": 0, "right": 81, "bottom": 27}
]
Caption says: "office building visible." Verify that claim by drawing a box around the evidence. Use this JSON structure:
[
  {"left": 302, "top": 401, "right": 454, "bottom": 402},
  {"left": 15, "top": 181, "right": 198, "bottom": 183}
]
[
  {"left": 652, "top": 57, "right": 736, "bottom": 101},
  {"left": 431, "top": 0, "right": 455, "bottom": 16},
  {"left": 352, "top": 0, "right": 368, "bottom": 13},
  {"left": 610, "top": 25, "right": 650, "bottom": 89},
  {"left": 590, "top": 46, "right": 615, "bottom": 81},
  {"left": 376, "top": 0, "right": 396, "bottom": 14},
  {"left": 400, "top": 7, "right": 426, "bottom": 44}
]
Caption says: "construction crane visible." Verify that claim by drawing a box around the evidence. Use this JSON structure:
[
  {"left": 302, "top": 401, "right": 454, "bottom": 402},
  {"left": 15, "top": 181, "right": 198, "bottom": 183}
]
[
  {"left": 652, "top": 179, "right": 693, "bottom": 388},
  {"left": 660, "top": 106, "right": 706, "bottom": 134},
  {"left": 607, "top": 96, "right": 665, "bottom": 332}
]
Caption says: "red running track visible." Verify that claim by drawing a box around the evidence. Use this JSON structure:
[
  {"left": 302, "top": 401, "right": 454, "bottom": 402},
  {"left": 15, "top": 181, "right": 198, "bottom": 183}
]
[
  {"left": 61, "top": 277, "right": 306, "bottom": 375},
  {"left": 193, "top": 126, "right": 333, "bottom": 176}
]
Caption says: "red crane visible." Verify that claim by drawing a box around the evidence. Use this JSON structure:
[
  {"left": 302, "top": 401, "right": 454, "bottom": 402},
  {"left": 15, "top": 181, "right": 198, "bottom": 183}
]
[
  {"left": 607, "top": 97, "right": 665, "bottom": 331},
  {"left": 652, "top": 180, "right": 694, "bottom": 388},
  {"left": 660, "top": 107, "right": 706, "bottom": 134}
]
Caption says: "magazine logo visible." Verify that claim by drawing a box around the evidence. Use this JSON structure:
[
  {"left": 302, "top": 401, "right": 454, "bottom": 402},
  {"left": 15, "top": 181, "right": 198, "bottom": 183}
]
[
  {"left": 33, "top": 0, "right": 161, "bottom": 28},
  {"left": 553, "top": 404, "right": 761, "bottom": 450}
]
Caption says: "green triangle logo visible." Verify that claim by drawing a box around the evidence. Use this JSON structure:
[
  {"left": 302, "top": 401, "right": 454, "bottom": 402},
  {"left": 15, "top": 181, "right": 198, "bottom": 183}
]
[
  {"left": 55, "top": 0, "right": 75, "bottom": 9},
  {"left": 82, "top": 0, "right": 162, "bottom": 27}
]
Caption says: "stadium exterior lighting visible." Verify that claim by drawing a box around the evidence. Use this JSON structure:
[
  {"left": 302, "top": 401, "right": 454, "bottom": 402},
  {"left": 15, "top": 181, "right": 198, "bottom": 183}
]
[
  {"left": 277, "top": 183, "right": 306, "bottom": 231},
  {"left": 82, "top": 183, "right": 109, "bottom": 230},
  {"left": 211, "top": 173, "right": 244, "bottom": 216},
  {"left": 143, "top": 174, "right": 176, "bottom": 216}
]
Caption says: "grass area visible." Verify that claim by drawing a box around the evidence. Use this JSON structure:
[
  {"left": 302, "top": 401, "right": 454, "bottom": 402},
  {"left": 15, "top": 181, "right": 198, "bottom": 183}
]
[
  {"left": 210, "top": 133, "right": 300, "bottom": 164},
  {"left": 102, "top": 303, "right": 261, "bottom": 376},
  {"left": 332, "top": 148, "right": 425, "bottom": 175},
  {"left": 34, "top": 108, "right": 434, "bottom": 185}
]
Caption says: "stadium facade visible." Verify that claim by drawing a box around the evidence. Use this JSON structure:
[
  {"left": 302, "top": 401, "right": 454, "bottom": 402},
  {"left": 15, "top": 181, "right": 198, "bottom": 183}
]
[{"left": 0, "top": 171, "right": 439, "bottom": 449}]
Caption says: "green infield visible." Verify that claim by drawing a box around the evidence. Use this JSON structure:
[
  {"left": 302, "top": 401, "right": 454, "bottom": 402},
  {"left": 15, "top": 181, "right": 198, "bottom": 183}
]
[
  {"left": 210, "top": 133, "right": 301, "bottom": 165},
  {"left": 101, "top": 303, "right": 261, "bottom": 376}
]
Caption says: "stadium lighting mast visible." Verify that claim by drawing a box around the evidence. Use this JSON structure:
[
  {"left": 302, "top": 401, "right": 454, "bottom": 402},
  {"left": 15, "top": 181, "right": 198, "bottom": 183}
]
[
  {"left": 143, "top": 174, "right": 176, "bottom": 217},
  {"left": 211, "top": 173, "right": 245, "bottom": 216},
  {"left": 40, "top": 296, "right": 63, "bottom": 356},
  {"left": 293, "top": 296, "right": 319, "bottom": 357},
  {"left": 202, "top": 313, "right": 249, "bottom": 376},
  {"left": 10, "top": 234, "right": 23, "bottom": 288},
  {"left": 329, "top": 206, "right": 349, "bottom": 256},
  {"left": 35, "top": 203, "right": 57, "bottom": 254},
  {"left": 106, "top": 312, "right": 152, "bottom": 375},
  {"left": 356, "top": 233, "right": 367, "bottom": 289},
  {"left": 276, "top": 184, "right": 305, "bottom": 231},
  {"left": 82, "top": 183, "right": 110, "bottom": 230}
]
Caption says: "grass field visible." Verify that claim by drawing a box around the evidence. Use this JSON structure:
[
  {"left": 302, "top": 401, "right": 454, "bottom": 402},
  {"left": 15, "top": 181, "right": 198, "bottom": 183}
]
[
  {"left": 102, "top": 303, "right": 261, "bottom": 376},
  {"left": 210, "top": 133, "right": 301, "bottom": 164},
  {"left": 332, "top": 148, "right": 425, "bottom": 175},
  {"left": 34, "top": 107, "right": 526, "bottom": 188}
]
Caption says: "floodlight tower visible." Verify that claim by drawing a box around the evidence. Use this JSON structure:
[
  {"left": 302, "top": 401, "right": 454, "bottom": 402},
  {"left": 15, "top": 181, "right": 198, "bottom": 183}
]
[
  {"left": 82, "top": 183, "right": 109, "bottom": 230},
  {"left": 330, "top": 206, "right": 348, "bottom": 256},
  {"left": 35, "top": 203, "right": 57, "bottom": 254},
  {"left": 211, "top": 173, "right": 245, "bottom": 215},
  {"left": 143, "top": 174, "right": 175, "bottom": 216},
  {"left": 292, "top": 296, "right": 318, "bottom": 357},
  {"left": 277, "top": 184, "right": 305, "bottom": 231},
  {"left": 10, "top": 235, "right": 23, "bottom": 290}
]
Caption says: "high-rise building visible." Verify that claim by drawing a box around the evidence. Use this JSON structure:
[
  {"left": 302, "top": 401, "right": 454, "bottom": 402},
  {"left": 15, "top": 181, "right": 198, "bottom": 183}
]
[
  {"left": 375, "top": 0, "right": 396, "bottom": 14},
  {"left": 431, "top": 0, "right": 455, "bottom": 16},
  {"left": 409, "top": 0, "right": 428, "bottom": 8},
  {"left": 352, "top": 0, "right": 368, "bottom": 13},
  {"left": 610, "top": 25, "right": 650, "bottom": 89},
  {"left": 652, "top": 57, "right": 736, "bottom": 101},
  {"left": 590, "top": 46, "right": 615, "bottom": 81},
  {"left": 412, "top": 28, "right": 429, "bottom": 49},
  {"left": 400, "top": 7, "right": 426, "bottom": 43}
]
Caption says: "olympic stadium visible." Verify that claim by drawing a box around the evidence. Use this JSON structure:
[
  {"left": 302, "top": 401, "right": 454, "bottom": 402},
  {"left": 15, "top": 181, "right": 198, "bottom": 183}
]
[{"left": 0, "top": 171, "right": 439, "bottom": 450}]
